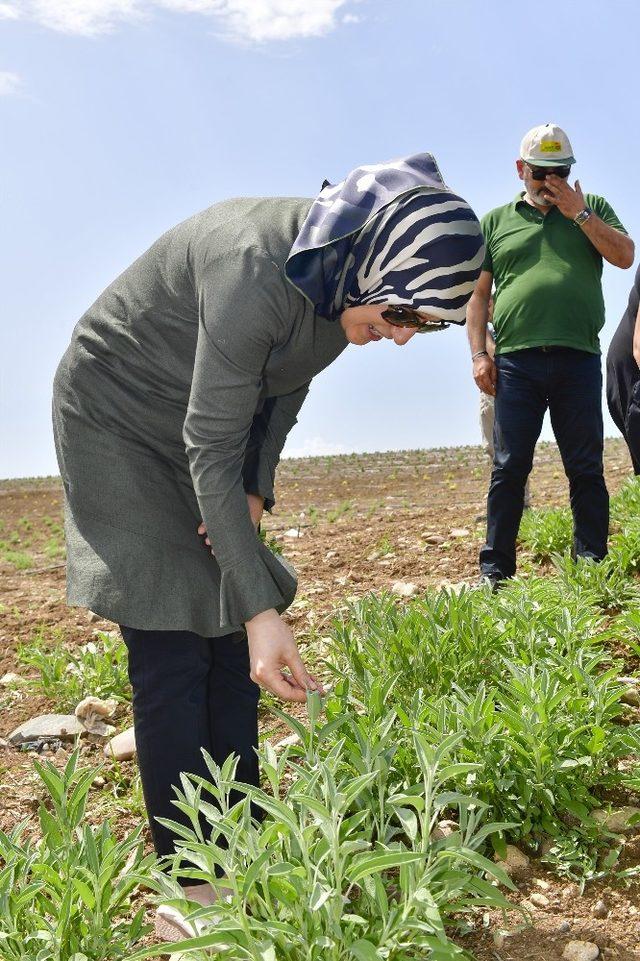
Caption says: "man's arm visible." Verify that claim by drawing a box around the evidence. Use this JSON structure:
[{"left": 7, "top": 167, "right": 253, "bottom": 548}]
[
  {"left": 466, "top": 270, "right": 497, "bottom": 396},
  {"left": 543, "top": 176, "right": 635, "bottom": 268}
]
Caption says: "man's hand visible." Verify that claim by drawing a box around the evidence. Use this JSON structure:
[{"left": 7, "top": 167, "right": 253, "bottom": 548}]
[
  {"left": 245, "top": 608, "right": 323, "bottom": 703},
  {"left": 473, "top": 354, "right": 497, "bottom": 396},
  {"left": 543, "top": 176, "right": 585, "bottom": 220},
  {"left": 198, "top": 494, "right": 265, "bottom": 550}
]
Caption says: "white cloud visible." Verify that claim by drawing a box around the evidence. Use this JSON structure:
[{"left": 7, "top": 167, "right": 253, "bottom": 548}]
[
  {"left": 0, "top": 0, "right": 358, "bottom": 40},
  {"left": 0, "top": 70, "right": 22, "bottom": 95},
  {"left": 282, "top": 435, "right": 350, "bottom": 459}
]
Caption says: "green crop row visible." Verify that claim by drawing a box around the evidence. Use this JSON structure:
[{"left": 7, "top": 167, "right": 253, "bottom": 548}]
[{"left": 4, "top": 477, "right": 640, "bottom": 959}]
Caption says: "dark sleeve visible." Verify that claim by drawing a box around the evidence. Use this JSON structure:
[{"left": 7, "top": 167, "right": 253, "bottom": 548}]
[
  {"left": 183, "top": 247, "right": 298, "bottom": 628},
  {"left": 481, "top": 214, "right": 493, "bottom": 272},
  {"left": 589, "top": 195, "right": 629, "bottom": 234},
  {"left": 243, "top": 383, "right": 311, "bottom": 511}
]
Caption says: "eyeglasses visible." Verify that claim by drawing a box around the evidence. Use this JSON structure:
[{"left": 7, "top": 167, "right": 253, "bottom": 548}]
[
  {"left": 526, "top": 163, "right": 571, "bottom": 181},
  {"left": 381, "top": 303, "right": 449, "bottom": 333}
]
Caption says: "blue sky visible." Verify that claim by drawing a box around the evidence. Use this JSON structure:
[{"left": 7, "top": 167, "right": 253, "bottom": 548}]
[{"left": 1, "top": 0, "right": 639, "bottom": 477}]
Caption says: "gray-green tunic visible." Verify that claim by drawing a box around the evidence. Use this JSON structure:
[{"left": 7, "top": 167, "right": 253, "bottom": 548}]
[{"left": 52, "top": 198, "right": 348, "bottom": 636}]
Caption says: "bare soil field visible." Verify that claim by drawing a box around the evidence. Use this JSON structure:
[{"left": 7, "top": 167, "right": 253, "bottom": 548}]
[{"left": 1, "top": 438, "right": 639, "bottom": 960}]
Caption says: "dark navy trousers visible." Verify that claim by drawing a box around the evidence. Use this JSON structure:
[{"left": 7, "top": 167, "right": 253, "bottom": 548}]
[
  {"left": 480, "top": 347, "right": 609, "bottom": 579},
  {"left": 120, "top": 626, "right": 260, "bottom": 867}
]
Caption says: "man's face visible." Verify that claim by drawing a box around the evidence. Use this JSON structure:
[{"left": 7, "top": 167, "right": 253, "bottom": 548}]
[
  {"left": 516, "top": 159, "right": 572, "bottom": 207},
  {"left": 517, "top": 159, "right": 551, "bottom": 206}
]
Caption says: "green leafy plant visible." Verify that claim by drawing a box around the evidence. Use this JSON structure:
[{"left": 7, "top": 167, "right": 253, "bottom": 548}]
[
  {"left": 518, "top": 507, "right": 573, "bottom": 562},
  {"left": 552, "top": 554, "right": 640, "bottom": 613},
  {"left": 0, "top": 547, "right": 34, "bottom": 570},
  {"left": 0, "top": 751, "right": 155, "bottom": 960},
  {"left": 130, "top": 697, "right": 515, "bottom": 961},
  {"left": 610, "top": 476, "right": 640, "bottom": 527},
  {"left": 17, "top": 629, "right": 131, "bottom": 709},
  {"left": 327, "top": 500, "right": 353, "bottom": 524},
  {"left": 258, "top": 528, "right": 282, "bottom": 555},
  {"left": 326, "top": 582, "right": 640, "bottom": 863}
]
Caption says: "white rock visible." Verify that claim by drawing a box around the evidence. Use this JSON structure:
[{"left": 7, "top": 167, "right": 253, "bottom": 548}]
[
  {"left": 0, "top": 672, "right": 24, "bottom": 686},
  {"left": 274, "top": 733, "right": 301, "bottom": 750},
  {"left": 529, "top": 891, "right": 550, "bottom": 907},
  {"left": 492, "top": 929, "right": 516, "bottom": 949},
  {"left": 88, "top": 611, "right": 101, "bottom": 623},
  {"left": 430, "top": 819, "right": 458, "bottom": 841},
  {"left": 8, "top": 714, "right": 85, "bottom": 745},
  {"left": 533, "top": 878, "right": 551, "bottom": 890},
  {"left": 592, "top": 806, "right": 640, "bottom": 833},
  {"left": 439, "top": 580, "right": 468, "bottom": 594},
  {"left": 104, "top": 726, "right": 136, "bottom": 760},
  {"left": 592, "top": 899, "right": 608, "bottom": 919},
  {"left": 562, "top": 940, "right": 599, "bottom": 961},
  {"left": 75, "top": 696, "right": 118, "bottom": 736},
  {"left": 450, "top": 527, "right": 470, "bottom": 538},
  {"left": 494, "top": 844, "right": 530, "bottom": 878},
  {"left": 391, "top": 581, "right": 418, "bottom": 598},
  {"left": 620, "top": 686, "right": 640, "bottom": 707},
  {"left": 283, "top": 528, "right": 303, "bottom": 538}
]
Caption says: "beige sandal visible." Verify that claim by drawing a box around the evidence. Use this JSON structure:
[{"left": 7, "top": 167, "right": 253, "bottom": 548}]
[{"left": 155, "top": 906, "right": 191, "bottom": 942}]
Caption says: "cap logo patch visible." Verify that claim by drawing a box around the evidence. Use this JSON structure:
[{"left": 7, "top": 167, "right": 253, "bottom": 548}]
[{"left": 540, "top": 141, "right": 562, "bottom": 152}]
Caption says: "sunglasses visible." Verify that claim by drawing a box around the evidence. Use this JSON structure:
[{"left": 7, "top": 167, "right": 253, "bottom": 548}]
[
  {"left": 527, "top": 163, "right": 571, "bottom": 181},
  {"left": 381, "top": 303, "right": 449, "bottom": 333}
]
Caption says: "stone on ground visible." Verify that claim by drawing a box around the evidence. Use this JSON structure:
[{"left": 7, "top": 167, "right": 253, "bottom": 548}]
[
  {"left": 494, "top": 844, "right": 530, "bottom": 878},
  {"left": 592, "top": 805, "right": 640, "bottom": 833},
  {"left": 391, "top": 580, "right": 418, "bottom": 598},
  {"left": 1, "top": 672, "right": 24, "bottom": 686},
  {"left": 618, "top": 676, "right": 640, "bottom": 707},
  {"left": 591, "top": 899, "right": 608, "bottom": 918},
  {"left": 562, "top": 941, "right": 599, "bottom": 961},
  {"left": 274, "top": 732, "right": 301, "bottom": 750},
  {"left": 529, "top": 891, "right": 550, "bottom": 908},
  {"left": 8, "top": 714, "right": 85, "bottom": 745},
  {"left": 104, "top": 726, "right": 136, "bottom": 760}
]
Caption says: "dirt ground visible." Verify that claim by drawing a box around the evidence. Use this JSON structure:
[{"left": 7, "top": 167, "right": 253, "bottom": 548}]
[{"left": 1, "top": 438, "right": 639, "bottom": 960}]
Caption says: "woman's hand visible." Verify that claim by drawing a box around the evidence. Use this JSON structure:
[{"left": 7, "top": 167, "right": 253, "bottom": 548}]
[
  {"left": 245, "top": 608, "right": 322, "bottom": 703},
  {"left": 198, "top": 494, "right": 265, "bottom": 549}
]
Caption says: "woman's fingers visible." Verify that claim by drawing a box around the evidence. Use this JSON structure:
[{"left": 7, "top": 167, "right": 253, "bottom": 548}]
[
  {"left": 264, "top": 669, "right": 308, "bottom": 702},
  {"left": 246, "top": 609, "right": 322, "bottom": 703},
  {"left": 308, "top": 673, "right": 326, "bottom": 696},
  {"left": 287, "top": 648, "right": 318, "bottom": 693},
  {"left": 197, "top": 521, "right": 206, "bottom": 535}
]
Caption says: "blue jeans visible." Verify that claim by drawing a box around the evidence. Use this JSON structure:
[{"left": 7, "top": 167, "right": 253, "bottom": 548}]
[{"left": 480, "top": 348, "right": 609, "bottom": 579}]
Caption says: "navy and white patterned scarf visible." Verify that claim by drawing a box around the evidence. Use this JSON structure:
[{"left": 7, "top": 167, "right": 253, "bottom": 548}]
[{"left": 285, "top": 153, "right": 484, "bottom": 325}]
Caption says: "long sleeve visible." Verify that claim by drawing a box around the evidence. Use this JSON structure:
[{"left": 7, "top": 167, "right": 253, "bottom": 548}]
[
  {"left": 242, "top": 383, "right": 310, "bottom": 510},
  {"left": 183, "top": 247, "right": 300, "bottom": 628}
]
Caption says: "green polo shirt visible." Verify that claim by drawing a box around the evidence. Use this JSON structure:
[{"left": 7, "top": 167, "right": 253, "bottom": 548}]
[{"left": 482, "top": 193, "right": 627, "bottom": 355}]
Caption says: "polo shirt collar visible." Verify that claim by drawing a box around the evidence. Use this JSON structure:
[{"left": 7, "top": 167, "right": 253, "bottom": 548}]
[{"left": 513, "top": 191, "right": 557, "bottom": 218}]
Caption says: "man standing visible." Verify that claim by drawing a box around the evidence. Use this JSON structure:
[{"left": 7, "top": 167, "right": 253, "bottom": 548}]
[{"left": 467, "top": 123, "right": 634, "bottom": 588}]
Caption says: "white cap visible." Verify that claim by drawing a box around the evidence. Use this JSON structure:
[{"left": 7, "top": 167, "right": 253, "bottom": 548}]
[{"left": 520, "top": 123, "right": 575, "bottom": 167}]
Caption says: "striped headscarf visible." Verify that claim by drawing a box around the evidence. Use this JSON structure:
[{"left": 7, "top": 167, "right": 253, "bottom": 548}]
[{"left": 285, "top": 153, "right": 484, "bottom": 325}]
